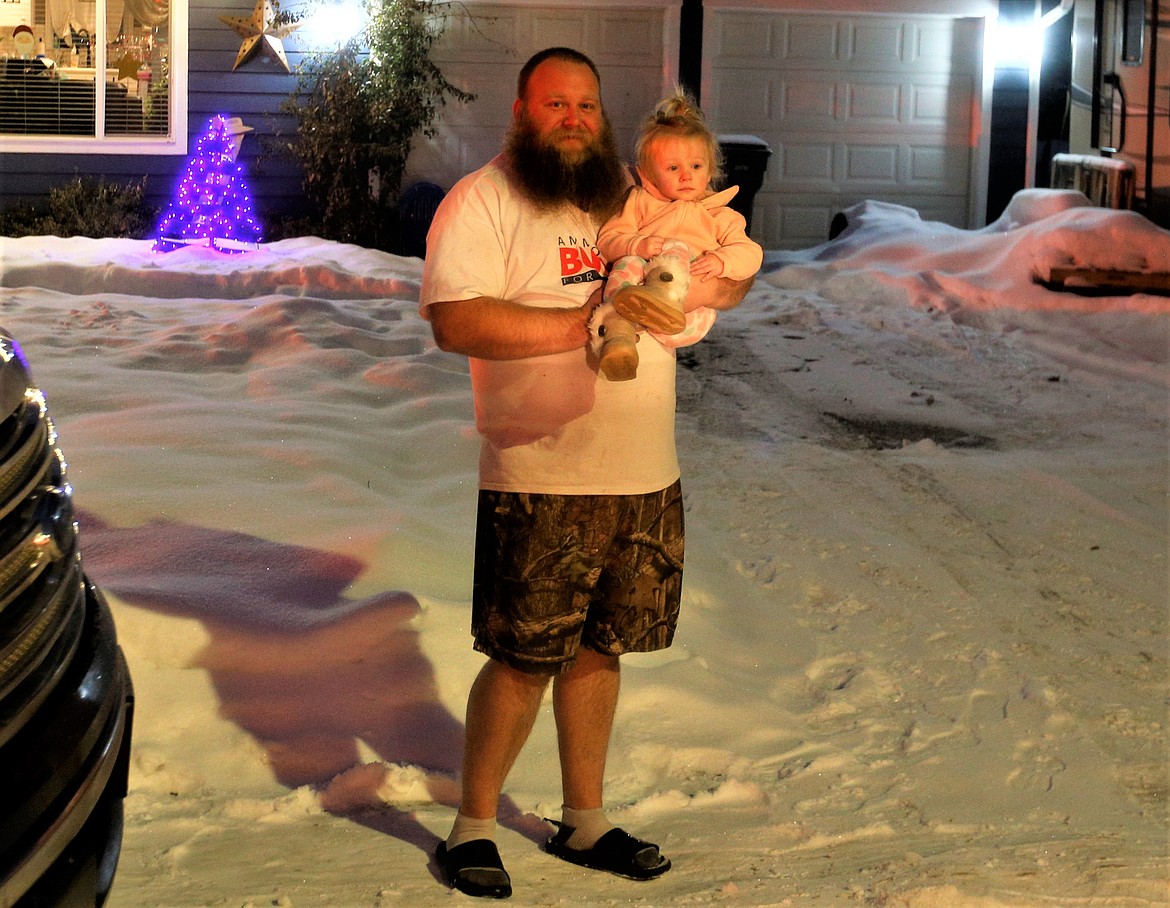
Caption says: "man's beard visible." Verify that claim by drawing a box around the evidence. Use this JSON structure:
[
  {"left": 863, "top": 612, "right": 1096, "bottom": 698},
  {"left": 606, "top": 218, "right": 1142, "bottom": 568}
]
[{"left": 503, "top": 111, "right": 629, "bottom": 224}]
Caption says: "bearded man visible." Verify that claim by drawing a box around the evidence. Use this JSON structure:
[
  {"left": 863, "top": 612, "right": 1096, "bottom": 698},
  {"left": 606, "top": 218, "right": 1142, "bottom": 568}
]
[{"left": 420, "top": 47, "right": 752, "bottom": 899}]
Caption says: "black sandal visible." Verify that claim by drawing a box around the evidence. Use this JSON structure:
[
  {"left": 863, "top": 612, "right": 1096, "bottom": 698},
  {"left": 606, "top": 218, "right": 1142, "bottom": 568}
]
[
  {"left": 545, "top": 823, "right": 671, "bottom": 880},
  {"left": 436, "top": 839, "right": 512, "bottom": 899}
]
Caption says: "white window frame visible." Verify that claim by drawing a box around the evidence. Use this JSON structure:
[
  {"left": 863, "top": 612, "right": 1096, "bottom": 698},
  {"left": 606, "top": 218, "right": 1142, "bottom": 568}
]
[{"left": 0, "top": 0, "right": 188, "bottom": 154}]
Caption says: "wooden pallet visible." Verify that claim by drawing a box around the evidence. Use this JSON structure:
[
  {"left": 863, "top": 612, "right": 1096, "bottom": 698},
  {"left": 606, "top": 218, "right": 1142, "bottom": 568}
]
[{"left": 1044, "top": 267, "right": 1170, "bottom": 296}]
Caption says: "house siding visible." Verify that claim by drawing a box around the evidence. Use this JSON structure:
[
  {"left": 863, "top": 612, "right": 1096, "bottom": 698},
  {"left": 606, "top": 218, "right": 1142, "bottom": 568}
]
[
  {"left": 406, "top": 3, "right": 672, "bottom": 193},
  {"left": 2, "top": 0, "right": 1017, "bottom": 239},
  {"left": 187, "top": 0, "right": 307, "bottom": 217},
  {"left": 0, "top": 0, "right": 676, "bottom": 226},
  {"left": 0, "top": 0, "right": 309, "bottom": 221}
]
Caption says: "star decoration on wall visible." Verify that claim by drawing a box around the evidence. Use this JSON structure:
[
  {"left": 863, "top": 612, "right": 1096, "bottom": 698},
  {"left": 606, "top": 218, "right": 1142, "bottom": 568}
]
[
  {"left": 219, "top": 0, "right": 301, "bottom": 72},
  {"left": 112, "top": 52, "right": 141, "bottom": 81}
]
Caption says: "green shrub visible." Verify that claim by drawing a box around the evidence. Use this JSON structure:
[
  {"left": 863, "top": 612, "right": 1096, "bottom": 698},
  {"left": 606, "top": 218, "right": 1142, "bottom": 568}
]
[
  {"left": 0, "top": 201, "right": 43, "bottom": 237},
  {"left": 262, "top": 211, "right": 315, "bottom": 241},
  {"left": 0, "top": 175, "right": 155, "bottom": 238},
  {"left": 276, "top": 0, "right": 473, "bottom": 250}
]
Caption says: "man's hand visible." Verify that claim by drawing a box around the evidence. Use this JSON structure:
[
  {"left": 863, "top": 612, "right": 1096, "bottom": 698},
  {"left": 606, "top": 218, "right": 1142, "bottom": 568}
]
[{"left": 579, "top": 285, "right": 605, "bottom": 327}]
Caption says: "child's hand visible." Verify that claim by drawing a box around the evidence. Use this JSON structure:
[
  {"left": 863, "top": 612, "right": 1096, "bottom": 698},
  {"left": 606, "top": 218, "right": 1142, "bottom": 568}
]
[
  {"left": 690, "top": 253, "right": 724, "bottom": 281},
  {"left": 634, "top": 236, "right": 666, "bottom": 258}
]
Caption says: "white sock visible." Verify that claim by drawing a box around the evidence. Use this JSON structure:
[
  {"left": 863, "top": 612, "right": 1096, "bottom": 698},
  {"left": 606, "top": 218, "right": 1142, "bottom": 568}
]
[
  {"left": 446, "top": 811, "right": 497, "bottom": 850},
  {"left": 560, "top": 805, "right": 614, "bottom": 851}
]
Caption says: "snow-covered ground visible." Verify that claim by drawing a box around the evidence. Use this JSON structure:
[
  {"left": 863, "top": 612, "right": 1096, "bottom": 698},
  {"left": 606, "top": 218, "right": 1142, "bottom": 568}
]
[{"left": 1, "top": 190, "right": 1166, "bottom": 906}]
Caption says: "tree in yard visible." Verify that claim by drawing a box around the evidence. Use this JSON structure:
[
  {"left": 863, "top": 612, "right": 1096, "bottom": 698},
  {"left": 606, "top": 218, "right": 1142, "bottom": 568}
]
[
  {"left": 155, "top": 115, "right": 264, "bottom": 252},
  {"left": 278, "top": 0, "right": 473, "bottom": 250}
]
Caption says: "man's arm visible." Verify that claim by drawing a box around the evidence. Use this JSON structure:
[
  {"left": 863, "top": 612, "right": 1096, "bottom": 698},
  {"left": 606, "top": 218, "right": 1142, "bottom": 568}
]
[
  {"left": 427, "top": 288, "right": 603, "bottom": 360},
  {"left": 685, "top": 274, "right": 755, "bottom": 313}
]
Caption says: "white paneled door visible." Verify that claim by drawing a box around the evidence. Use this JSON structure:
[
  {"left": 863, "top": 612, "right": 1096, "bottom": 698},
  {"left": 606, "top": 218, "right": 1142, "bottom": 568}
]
[{"left": 705, "top": 11, "right": 986, "bottom": 250}]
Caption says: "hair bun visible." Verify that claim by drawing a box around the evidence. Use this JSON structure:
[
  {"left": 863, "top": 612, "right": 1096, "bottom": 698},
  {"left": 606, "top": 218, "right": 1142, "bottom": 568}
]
[{"left": 652, "top": 88, "right": 707, "bottom": 128}]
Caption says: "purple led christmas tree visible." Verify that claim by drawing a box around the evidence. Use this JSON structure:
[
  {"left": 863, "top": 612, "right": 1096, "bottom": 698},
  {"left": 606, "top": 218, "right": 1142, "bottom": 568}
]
[{"left": 155, "top": 115, "right": 263, "bottom": 253}]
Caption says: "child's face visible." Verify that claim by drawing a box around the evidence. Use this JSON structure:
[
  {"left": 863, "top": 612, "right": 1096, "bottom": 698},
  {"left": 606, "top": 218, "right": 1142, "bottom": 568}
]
[{"left": 641, "top": 134, "right": 711, "bottom": 201}]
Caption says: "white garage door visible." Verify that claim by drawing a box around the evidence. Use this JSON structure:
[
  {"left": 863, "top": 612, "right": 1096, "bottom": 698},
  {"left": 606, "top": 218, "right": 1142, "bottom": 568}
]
[
  {"left": 705, "top": 11, "right": 986, "bottom": 250},
  {"left": 407, "top": 4, "right": 668, "bottom": 192}
]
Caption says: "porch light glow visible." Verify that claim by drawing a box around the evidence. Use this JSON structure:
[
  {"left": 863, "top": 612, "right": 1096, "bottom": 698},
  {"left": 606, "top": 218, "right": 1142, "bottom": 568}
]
[
  {"left": 993, "top": 18, "right": 1043, "bottom": 69},
  {"left": 298, "top": 0, "right": 369, "bottom": 48}
]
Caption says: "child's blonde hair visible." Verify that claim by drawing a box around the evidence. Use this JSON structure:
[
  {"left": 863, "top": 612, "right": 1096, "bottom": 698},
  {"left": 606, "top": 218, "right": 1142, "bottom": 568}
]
[{"left": 634, "top": 88, "right": 724, "bottom": 187}]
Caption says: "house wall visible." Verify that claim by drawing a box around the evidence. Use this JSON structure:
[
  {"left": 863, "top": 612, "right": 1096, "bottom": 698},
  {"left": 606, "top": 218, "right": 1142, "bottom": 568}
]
[
  {"left": 0, "top": 0, "right": 679, "bottom": 224},
  {"left": 1, "top": 0, "right": 1007, "bottom": 242},
  {"left": 185, "top": 0, "right": 306, "bottom": 216},
  {"left": 0, "top": 0, "right": 307, "bottom": 219},
  {"left": 408, "top": 0, "right": 1000, "bottom": 251},
  {"left": 404, "top": 2, "right": 676, "bottom": 192}
]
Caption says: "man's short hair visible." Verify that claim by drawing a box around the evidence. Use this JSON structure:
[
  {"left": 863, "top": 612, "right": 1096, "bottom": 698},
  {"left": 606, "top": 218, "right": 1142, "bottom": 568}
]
[{"left": 517, "top": 47, "right": 602, "bottom": 101}]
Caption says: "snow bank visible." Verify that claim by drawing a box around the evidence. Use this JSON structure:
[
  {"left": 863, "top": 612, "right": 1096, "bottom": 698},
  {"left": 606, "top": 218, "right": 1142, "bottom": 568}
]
[{"left": 0, "top": 192, "right": 1164, "bottom": 906}]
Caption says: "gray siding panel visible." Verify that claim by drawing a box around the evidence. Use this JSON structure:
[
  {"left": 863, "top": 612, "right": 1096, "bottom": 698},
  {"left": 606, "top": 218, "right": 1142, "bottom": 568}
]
[
  {"left": 2, "top": 1, "right": 671, "bottom": 226},
  {"left": 1, "top": 0, "right": 311, "bottom": 221}
]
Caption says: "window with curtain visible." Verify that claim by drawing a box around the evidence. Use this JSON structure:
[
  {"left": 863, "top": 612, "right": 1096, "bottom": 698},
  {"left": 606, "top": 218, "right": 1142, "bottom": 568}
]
[{"left": 0, "top": 0, "right": 185, "bottom": 151}]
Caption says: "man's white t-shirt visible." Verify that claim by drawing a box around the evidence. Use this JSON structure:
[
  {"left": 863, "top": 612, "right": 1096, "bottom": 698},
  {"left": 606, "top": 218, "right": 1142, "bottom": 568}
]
[{"left": 419, "top": 156, "right": 679, "bottom": 496}]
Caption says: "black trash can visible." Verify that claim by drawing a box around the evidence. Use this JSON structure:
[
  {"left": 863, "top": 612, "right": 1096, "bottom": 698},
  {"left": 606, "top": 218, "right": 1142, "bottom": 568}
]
[
  {"left": 717, "top": 135, "right": 772, "bottom": 233},
  {"left": 396, "top": 181, "right": 446, "bottom": 259}
]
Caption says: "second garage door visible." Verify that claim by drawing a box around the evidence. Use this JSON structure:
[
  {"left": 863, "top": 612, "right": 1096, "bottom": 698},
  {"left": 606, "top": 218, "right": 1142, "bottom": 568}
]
[{"left": 705, "top": 11, "right": 987, "bottom": 250}]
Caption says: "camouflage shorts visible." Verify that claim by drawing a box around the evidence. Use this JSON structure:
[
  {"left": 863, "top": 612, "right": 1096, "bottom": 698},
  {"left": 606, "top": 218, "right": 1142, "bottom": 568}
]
[{"left": 471, "top": 481, "right": 685, "bottom": 674}]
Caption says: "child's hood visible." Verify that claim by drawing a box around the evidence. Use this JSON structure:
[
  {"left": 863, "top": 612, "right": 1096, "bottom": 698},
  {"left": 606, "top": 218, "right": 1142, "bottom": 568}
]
[{"left": 639, "top": 179, "right": 740, "bottom": 209}]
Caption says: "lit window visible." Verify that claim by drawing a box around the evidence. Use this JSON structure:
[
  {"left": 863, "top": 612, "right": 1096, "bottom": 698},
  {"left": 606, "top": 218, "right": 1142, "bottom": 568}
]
[{"left": 0, "top": 0, "right": 187, "bottom": 153}]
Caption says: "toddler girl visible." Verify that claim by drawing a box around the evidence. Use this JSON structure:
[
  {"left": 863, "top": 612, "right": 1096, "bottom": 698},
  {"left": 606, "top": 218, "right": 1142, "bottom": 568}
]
[{"left": 591, "top": 90, "right": 763, "bottom": 380}]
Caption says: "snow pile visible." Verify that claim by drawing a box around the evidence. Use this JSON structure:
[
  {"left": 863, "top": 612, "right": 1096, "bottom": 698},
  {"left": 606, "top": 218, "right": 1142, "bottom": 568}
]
[
  {"left": 764, "top": 192, "right": 1169, "bottom": 384},
  {"left": 0, "top": 191, "right": 1165, "bottom": 906}
]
